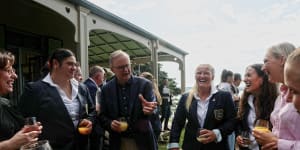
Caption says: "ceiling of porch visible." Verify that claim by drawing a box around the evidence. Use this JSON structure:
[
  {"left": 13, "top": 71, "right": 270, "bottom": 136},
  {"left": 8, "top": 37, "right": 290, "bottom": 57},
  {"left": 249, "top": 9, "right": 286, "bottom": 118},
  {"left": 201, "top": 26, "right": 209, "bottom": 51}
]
[{"left": 88, "top": 29, "right": 171, "bottom": 66}]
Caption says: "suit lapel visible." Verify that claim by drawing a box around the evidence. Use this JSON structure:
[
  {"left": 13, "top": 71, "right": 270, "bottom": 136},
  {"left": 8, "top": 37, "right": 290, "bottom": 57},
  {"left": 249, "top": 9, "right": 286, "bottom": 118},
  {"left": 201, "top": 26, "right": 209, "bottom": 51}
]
[
  {"left": 129, "top": 77, "right": 138, "bottom": 117},
  {"left": 77, "top": 90, "right": 85, "bottom": 114},
  {"left": 111, "top": 78, "right": 119, "bottom": 116},
  {"left": 46, "top": 84, "right": 75, "bottom": 127}
]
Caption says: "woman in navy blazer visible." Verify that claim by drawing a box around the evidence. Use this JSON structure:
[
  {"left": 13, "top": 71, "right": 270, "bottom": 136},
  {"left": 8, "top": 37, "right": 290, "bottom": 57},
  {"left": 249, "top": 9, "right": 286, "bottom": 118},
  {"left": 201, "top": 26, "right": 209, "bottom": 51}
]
[
  {"left": 19, "top": 49, "right": 95, "bottom": 150},
  {"left": 168, "top": 64, "right": 236, "bottom": 150}
]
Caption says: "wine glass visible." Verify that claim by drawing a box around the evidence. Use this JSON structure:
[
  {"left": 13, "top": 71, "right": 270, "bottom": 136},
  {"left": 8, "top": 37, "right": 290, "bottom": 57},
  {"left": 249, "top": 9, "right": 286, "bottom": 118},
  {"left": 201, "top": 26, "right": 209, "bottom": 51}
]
[
  {"left": 253, "top": 119, "right": 270, "bottom": 133},
  {"left": 20, "top": 140, "right": 52, "bottom": 150}
]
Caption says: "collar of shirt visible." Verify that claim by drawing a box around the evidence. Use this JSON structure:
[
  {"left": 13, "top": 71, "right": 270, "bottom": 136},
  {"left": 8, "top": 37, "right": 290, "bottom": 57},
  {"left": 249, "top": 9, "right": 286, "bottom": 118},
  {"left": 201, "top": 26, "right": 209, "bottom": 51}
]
[
  {"left": 194, "top": 86, "right": 217, "bottom": 128},
  {"left": 279, "top": 84, "right": 290, "bottom": 104},
  {"left": 193, "top": 85, "right": 218, "bottom": 101},
  {"left": 247, "top": 95, "right": 255, "bottom": 109},
  {"left": 116, "top": 75, "right": 133, "bottom": 87},
  {"left": 42, "top": 73, "right": 79, "bottom": 100},
  {"left": 88, "top": 77, "right": 99, "bottom": 87},
  {"left": 280, "top": 84, "right": 288, "bottom": 94}
]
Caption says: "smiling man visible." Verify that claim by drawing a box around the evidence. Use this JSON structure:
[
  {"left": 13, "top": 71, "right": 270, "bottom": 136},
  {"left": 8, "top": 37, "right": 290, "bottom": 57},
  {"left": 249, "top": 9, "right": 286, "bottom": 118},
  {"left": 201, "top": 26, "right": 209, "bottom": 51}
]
[{"left": 99, "top": 50, "right": 158, "bottom": 150}]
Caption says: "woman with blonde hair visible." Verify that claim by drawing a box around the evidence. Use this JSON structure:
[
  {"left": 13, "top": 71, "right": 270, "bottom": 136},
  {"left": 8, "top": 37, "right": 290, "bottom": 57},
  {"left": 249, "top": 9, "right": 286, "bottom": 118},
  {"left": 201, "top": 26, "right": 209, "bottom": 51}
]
[
  {"left": 140, "top": 72, "right": 162, "bottom": 141},
  {"left": 254, "top": 48, "right": 300, "bottom": 150},
  {"left": 168, "top": 64, "right": 236, "bottom": 150},
  {"left": 254, "top": 42, "right": 296, "bottom": 149}
]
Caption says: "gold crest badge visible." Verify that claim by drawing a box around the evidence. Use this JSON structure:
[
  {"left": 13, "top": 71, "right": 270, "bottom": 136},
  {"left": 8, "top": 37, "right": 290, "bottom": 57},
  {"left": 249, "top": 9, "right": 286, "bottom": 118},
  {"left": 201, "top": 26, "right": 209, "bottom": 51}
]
[{"left": 214, "top": 109, "right": 224, "bottom": 120}]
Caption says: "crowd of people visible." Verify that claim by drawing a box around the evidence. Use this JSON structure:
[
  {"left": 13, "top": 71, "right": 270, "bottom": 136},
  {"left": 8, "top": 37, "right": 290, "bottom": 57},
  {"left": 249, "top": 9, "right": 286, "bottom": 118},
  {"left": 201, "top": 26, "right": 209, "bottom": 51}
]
[{"left": 0, "top": 41, "right": 300, "bottom": 150}]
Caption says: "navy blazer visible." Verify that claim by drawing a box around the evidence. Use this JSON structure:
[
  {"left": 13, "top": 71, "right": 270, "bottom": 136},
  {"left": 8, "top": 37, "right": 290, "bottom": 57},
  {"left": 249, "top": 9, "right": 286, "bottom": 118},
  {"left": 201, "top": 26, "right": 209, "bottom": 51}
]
[
  {"left": 99, "top": 76, "right": 157, "bottom": 150},
  {"left": 84, "top": 78, "right": 98, "bottom": 105},
  {"left": 19, "top": 80, "right": 95, "bottom": 150},
  {"left": 170, "top": 91, "right": 236, "bottom": 150}
]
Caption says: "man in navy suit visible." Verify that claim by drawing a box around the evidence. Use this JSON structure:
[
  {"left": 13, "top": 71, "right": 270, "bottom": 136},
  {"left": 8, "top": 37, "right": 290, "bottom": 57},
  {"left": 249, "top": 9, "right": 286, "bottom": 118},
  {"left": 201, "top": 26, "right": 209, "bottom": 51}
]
[
  {"left": 84, "top": 65, "right": 105, "bottom": 150},
  {"left": 99, "top": 50, "right": 158, "bottom": 150}
]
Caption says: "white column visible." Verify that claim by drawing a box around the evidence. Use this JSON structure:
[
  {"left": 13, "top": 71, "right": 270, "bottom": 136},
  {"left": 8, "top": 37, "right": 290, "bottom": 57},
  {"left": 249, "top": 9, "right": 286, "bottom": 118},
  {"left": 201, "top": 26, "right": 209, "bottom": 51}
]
[
  {"left": 151, "top": 40, "right": 159, "bottom": 82},
  {"left": 77, "top": 6, "right": 90, "bottom": 79},
  {"left": 180, "top": 56, "right": 186, "bottom": 93}
]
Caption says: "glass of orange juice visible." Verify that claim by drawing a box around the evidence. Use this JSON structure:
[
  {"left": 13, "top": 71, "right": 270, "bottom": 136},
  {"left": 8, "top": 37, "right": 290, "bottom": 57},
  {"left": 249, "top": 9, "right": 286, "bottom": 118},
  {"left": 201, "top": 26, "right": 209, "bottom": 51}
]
[
  {"left": 118, "top": 117, "right": 128, "bottom": 132},
  {"left": 78, "top": 125, "right": 90, "bottom": 135},
  {"left": 253, "top": 119, "right": 270, "bottom": 133}
]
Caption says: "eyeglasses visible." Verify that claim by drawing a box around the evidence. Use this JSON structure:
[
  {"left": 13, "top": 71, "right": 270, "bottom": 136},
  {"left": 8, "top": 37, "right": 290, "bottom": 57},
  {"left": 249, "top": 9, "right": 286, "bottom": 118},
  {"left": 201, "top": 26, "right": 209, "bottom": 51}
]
[
  {"left": 2, "top": 67, "right": 15, "bottom": 75},
  {"left": 113, "top": 64, "right": 131, "bottom": 71}
]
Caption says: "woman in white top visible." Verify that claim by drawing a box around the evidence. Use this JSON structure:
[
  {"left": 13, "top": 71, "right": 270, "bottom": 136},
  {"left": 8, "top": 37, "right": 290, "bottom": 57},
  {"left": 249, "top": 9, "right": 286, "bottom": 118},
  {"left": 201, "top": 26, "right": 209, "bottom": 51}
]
[{"left": 236, "top": 64, "right": 277, "bottom": 150}]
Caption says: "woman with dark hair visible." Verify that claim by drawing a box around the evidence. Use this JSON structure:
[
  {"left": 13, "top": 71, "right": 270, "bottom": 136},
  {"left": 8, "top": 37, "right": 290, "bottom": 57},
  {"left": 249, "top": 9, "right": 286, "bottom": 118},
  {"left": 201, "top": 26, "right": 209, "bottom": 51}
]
[
  {"left": 218, "top": 69, "right": 236, "bottom": 150},
  {"left": 218, "top": 69, "right": 234, "bottom": 93},
  {"left": 19, "top": 48, "right": 96, "bottom": 150},
  {"left": 0, "top": 51, "right": 42, "bottom": 149},
  {"left": 236, "top": 64, "right": 278, "bottom": 150}
]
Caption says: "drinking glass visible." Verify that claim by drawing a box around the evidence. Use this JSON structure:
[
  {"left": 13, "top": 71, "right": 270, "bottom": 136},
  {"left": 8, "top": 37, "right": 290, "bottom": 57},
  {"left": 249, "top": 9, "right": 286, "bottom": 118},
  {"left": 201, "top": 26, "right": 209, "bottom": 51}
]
[
  {"left": 240, "top": 131, "right": 251, "bottom": 147},
  {"left": 253, "top": 119, "right": 270, "bottom": 133},
  {"left": 20, "top": 140, "right": 52, "bottom": 150},
  {"left": 118, "top": 117, "right": 128, "bottom": 132},
  {"left": 78, "top": 123, "right": 91, "bottom": 135},
  {"left": 24, "top": 117, "right": 39, "bottom": 132},
  {"left": 25, "top": 117, "right": 37, "bottom": 125},
  {"left": 196, "top": 128, "right": 205, "bottom": 142}
]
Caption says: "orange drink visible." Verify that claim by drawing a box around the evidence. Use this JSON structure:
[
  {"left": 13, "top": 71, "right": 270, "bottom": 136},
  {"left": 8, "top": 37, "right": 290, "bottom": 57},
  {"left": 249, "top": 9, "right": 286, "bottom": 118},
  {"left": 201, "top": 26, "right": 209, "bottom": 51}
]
[
  {"left": 118, "top": 117, "right": 128, "bottom": 132},
  {"left": 119, "top": 121, "right": 128, "bottom": 132},
  {"left": 78, "top": 127, "right": 90, "bottom": 135},
  {"left": 253, "top": 126, "right": 270, "bottom": 133},
  {"left": 254, "top": 119, "right": 270, "bottom": 133}
]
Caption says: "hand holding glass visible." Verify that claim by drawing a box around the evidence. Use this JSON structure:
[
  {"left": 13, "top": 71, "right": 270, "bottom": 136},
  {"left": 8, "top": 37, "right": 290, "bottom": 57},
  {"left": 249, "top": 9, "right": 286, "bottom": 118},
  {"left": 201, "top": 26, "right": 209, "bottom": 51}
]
[
  {"left": 78, "top": 120, "right": 92, "bottom": 135},
  {"left": 240, "top": 131, "right": 252, "bottom": 147}
]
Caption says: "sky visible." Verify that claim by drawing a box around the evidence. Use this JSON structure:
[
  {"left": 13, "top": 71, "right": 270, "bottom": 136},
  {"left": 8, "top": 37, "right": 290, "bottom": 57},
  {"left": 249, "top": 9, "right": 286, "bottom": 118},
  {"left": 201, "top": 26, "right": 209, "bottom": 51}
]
[{"left": 88, "top": 0, "right": 300, "bottom": 88}]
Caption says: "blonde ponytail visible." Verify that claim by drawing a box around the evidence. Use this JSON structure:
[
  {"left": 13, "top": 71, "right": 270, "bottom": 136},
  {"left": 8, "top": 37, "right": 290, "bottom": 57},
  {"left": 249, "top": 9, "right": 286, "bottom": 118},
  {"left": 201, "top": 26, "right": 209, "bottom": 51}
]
[{"left": 185, "top": 84, "right": 197, "bottom": 111}]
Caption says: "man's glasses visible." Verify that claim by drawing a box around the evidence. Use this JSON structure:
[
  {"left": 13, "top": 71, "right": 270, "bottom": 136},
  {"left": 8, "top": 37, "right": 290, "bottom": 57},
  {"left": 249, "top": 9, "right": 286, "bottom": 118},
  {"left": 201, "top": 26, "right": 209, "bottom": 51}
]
[{"left": 113, "top": 64, "right": 130, "bottom": 70}]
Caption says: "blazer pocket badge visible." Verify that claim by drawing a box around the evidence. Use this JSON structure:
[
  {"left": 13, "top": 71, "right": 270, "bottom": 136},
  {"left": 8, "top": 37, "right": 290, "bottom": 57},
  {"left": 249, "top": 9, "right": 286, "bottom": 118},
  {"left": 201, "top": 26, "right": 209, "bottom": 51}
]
[{"left": 214, "top": 109, "right": 224, "bottom": 120}]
